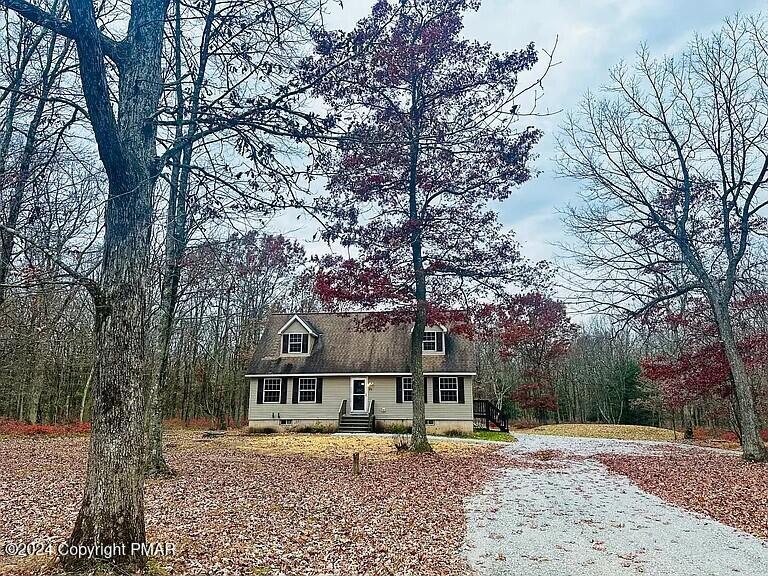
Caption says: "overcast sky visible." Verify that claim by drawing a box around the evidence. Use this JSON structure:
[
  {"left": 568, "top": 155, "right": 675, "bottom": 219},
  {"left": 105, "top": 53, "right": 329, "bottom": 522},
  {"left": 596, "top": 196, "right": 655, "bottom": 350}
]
[{"left": 284, "top": 0, "right": 764, "bottom": 263}]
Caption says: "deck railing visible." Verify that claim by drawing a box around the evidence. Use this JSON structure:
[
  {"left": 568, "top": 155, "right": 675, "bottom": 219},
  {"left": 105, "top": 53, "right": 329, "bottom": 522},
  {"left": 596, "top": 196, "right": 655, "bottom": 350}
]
[
  {"left": 473, "top": 399, "right": 509, "bottom": 432},
  {"left": 367, "top": 399, "right": 375, "bottom": 432}
]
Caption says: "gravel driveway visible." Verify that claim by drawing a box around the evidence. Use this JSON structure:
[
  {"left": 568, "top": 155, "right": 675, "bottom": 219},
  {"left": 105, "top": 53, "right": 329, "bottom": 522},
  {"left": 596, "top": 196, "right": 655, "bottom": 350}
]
[{"left": 463, "top": 434, "right": 768, "bottom": 576}]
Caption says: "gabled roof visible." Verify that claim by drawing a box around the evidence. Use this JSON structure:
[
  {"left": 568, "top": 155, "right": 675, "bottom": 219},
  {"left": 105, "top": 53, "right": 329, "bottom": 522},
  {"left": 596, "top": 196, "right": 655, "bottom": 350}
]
[
  {"left": 276, "top": 314, "right": 318, "bottom": 336},
  {"left": 247, "top": 312, "right": 475, "bottom": 376}
]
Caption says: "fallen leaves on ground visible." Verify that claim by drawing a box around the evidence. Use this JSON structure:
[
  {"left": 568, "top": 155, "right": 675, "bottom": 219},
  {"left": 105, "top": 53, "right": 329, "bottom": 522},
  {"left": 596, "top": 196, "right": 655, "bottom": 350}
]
[
  {"left": 0, "top": 431, "right": 507, "bottom": 576},
  {"left": 521, "top": 424, "right": 676, "bottom": 441},
  {"left": 503, "top": 449, "right": 574, "bottom": 470},
  {"left": 600, "top": 449, "right": 768, "bottom": 539}
]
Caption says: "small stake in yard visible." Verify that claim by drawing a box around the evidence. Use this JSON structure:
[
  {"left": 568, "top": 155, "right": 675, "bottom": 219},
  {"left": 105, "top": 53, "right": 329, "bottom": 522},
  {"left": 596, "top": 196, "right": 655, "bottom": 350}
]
[{"left": 352, "top": 452, "right": 360, "bottom": 476}]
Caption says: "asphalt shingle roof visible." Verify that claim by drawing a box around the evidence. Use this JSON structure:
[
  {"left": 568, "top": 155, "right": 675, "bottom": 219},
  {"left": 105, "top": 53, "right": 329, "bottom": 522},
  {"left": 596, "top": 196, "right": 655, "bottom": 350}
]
[{"left": 247, "top": 312, "right": 475, "bottom": 375}]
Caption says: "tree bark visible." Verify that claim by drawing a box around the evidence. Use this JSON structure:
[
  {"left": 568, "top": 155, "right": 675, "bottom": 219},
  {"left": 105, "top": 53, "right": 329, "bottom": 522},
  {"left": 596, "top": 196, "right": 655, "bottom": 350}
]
[
  {"left": 714, "top": 306, "right": 768, "bottom": 461},
  {"left": 407, "top": 76, "right": 430, "bottom": 452},
  {"left": 410, "top": 291, "right": 430, "bottom": 451},
  {"left": 59, "top": 0, "right": 168, "bottom": 569}
]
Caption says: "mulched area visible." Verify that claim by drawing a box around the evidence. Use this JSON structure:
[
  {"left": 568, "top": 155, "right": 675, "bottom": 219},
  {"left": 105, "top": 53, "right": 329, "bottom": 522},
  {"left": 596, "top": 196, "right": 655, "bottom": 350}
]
[
  {"left": 600, "top": 448, "right": 768, "bottom": 540},
  {"left": 0, "top": 432, "right": 507, "bottom": 576}
]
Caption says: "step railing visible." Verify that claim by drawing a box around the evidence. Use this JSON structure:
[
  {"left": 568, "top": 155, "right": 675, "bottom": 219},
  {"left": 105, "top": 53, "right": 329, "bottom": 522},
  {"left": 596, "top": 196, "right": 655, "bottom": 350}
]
[
  {"left": 473, "top": 399, "right": 509, "bottom": 432},
  {"left": 367, "top": 399, "right": 375, "bottom": 432},
  {"left": 338, "top": 399, "right": 347, "bottom": 428}
]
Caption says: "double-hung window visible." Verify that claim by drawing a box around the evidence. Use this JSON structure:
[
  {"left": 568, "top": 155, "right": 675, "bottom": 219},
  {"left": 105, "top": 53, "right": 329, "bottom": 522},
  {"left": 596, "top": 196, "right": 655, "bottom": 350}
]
[
  {"left": 298, "top": 378, "right": 317, "bottom": 403},
  {"left": 439, "top": 377, "right": 459, "bottom": 403},
  {"left": 263, "top": 378, "right": 282, "bottom": 403},
  {"left": 288, "top": 333, "right": 303, "bottom": 353},
  {"left": 401, "top": 377, "right": 413, "bottom": 402},
  {"left": 422, "top": 331, "right": 437, "bottom": 352}
]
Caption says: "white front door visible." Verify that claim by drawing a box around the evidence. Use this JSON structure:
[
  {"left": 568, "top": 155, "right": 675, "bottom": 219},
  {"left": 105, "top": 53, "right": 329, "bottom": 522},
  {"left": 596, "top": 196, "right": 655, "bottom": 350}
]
[{"left": 350, "top": 377, "right": 368, "bottom": 413}]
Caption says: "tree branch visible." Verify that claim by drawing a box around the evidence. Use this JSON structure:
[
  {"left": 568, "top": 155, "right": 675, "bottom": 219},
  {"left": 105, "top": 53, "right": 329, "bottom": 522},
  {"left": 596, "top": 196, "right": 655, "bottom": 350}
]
[
  {"left": 0, "top": 0, "right": 124, "bottom": 63},
  {"left": 0, "top": 223, "right": 105, "bottom": 308}
]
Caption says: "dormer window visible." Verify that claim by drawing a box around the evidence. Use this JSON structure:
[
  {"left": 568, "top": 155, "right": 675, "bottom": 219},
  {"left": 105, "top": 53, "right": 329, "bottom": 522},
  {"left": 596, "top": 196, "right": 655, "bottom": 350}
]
[
  {"left": 288, "top": 334, "right": 303, "bottom": 353},
  {"left": 277, "top": 314, "right": 316, "bottom": 356},
  {"left": 422, "top": 330, "right": 444, "bottom": 354},
  {"left": 281, "top": 332, "right": 309, "bottom": 355}
]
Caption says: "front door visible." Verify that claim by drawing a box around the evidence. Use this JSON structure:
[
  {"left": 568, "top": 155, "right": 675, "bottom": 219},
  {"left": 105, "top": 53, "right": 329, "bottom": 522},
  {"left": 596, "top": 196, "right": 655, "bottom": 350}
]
[{"left": 351, "top": 377, "right": 368, "bottom": 412}]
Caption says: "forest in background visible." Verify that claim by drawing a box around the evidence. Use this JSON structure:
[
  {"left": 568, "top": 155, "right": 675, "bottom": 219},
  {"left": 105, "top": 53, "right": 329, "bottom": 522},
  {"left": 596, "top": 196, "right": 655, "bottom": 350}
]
[
  {"left": 3, "top": 1, "right": 768, "bottom": 570},
  {"left": 1, "top": 0, "right": 767, "bottom": 441},
  {"left": 4, "top": 250, "right": 768, "bottom": 440}
]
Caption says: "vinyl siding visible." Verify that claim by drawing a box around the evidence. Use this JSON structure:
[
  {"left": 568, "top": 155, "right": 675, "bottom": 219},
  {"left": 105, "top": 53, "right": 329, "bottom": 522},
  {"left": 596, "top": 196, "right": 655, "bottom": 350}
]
[
  {"left": 249, "top": 376, "right": 348, "bottom": 420},
  {"left": 248, "top": 375, "right": 473, "bottom": 422},
  {"left": 369, "top": 375, "right": 473, "bottom": 421}
]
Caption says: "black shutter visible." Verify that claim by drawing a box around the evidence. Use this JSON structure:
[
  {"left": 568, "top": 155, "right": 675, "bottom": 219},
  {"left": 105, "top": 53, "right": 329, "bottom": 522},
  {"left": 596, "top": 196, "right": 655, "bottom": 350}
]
[
  {"left": 292, "top": 377, "right": 299, "bottom": 404},
  {"left": 280, "top": 378, "right": 287, "bottom": 404},
  {"left": 424, "top": 377, "right": 428, "bottom": 403},
  {"left": 396, "top": 377, "right": 402, "bottom": 403},
  {"left": 458, "top": 376, "right": 465, "bottom": 404},
  {"left": 301, "top": 334, "right": 309, "bottom": 353},
  {"left": 282, "top": 334, "right": 289, "bottom": 354},
  {"left": 256, "top": 378, "right": 264, "bottom": 404},
  {"left": 436, "top": 332, "right": 444, "bottom": 352},
  {"left": 316, "top": 378, "right": 323, "bottom": 403},
  {"left": 433, "top": 377, "right": 440, "bottom": 404}
]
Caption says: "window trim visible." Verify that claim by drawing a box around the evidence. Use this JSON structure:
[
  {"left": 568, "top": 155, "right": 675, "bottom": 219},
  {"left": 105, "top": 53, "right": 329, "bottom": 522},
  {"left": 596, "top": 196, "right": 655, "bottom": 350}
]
[
  {"left": 287, "top": 333, "right": 304, "bottom": 354},
  {"left": 422, "top": 330, "right": 445, "bottom": 355},
  {"left": 438, "top": 376, "right": 459, "bottom": 403},
  {"left": 298, "top": 377, "right": 317, "bottom": 403},
  {"left": 422, "top": 331, "right": 437, "bottom": 352},
  {"left": 401, "top": 376, "right": 413, "bottom": 403},
  {"left": 263, "top": 378, "right": 282, "bottom": 404}
]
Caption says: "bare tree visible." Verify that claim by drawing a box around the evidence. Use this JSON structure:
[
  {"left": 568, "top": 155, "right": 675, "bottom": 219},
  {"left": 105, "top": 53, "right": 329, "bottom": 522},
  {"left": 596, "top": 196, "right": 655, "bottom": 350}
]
[
  {"left": 0, "top": 0, "right": 330, "bottom": 566},
  {"left": 558, "top": 16, "right": 768, "bottom": 461},
  {"left": 146, "top": 0, "right": 325, "bottom": 477},
  {"left": 0, "top": 0, "right": 173, "bottom": 568},
  {"left": 0, "top": 1, "right": 78, "bottom": 305}
]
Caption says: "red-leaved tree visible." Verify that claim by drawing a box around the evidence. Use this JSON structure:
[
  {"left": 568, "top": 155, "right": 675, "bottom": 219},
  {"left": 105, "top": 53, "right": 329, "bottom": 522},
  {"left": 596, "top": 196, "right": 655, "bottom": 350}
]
[
  {"left": 304, "top": 0, "right": 551, "bottom": 450},
  {"left": 476, "top": 293, "right": 576, "bottom": 421},
  {"left": 641, "top": 294, "right": 768, "bottom": 438}
]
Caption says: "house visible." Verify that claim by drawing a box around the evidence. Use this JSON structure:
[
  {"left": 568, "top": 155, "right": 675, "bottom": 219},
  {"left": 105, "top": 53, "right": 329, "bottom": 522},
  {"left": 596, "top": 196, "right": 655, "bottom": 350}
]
[{"left": 245, "top": 312, "right": 477, "bottom": 433}]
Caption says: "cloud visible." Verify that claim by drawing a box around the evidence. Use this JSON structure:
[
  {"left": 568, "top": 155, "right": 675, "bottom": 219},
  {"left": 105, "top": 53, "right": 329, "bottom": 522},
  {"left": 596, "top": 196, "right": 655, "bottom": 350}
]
[
  {"left": 278, "top": 0, "right": 764, "bottom": 269},
  {"left": 459, "top": 0, "right": 764, "bottom": 263}
]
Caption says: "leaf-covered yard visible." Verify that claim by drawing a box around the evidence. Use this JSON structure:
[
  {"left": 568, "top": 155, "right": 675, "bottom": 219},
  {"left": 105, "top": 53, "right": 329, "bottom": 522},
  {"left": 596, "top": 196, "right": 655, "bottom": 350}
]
[
  {"left": 600, "top": 448, "right": 768, "bottom": 540},
  {"left": 0, "top": 432, "right": 506, "bottom": 576},
  {"left": 519, "top": 423, "right": 677, "bottom": 442}
]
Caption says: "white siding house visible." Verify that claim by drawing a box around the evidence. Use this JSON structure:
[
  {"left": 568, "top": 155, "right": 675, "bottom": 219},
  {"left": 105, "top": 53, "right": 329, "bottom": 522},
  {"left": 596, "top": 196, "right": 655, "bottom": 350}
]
[{"left": 246, "top": 312, "right": 476, "bottom": 433}]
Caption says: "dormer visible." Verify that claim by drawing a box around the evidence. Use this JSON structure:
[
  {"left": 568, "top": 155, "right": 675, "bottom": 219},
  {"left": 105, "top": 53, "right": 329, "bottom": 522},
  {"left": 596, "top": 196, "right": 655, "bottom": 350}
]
[
  {"left": 421, "top": 325, "right": 446, "bottom": 356},
  {"left": 277, "top": 314, "right": 317, "bottom": 356}
]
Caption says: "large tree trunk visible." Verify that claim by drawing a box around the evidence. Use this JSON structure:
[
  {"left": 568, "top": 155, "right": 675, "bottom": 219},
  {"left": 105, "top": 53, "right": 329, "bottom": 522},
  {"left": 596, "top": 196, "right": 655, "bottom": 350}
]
[
  {"left": 715, "top": 307, "right": 768, "bottom": 461},
  {"left": 64, "top": 172, "right": 152, "bottom": 570},
  {"left": 407, "top": 87, "right": 430, "bottom": 452},
  {"left": 60, "top": 0, "right": 167, "bottom": 569},
  {"left": 410, "top": 292, "right": 430, "bottom": 451}
]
